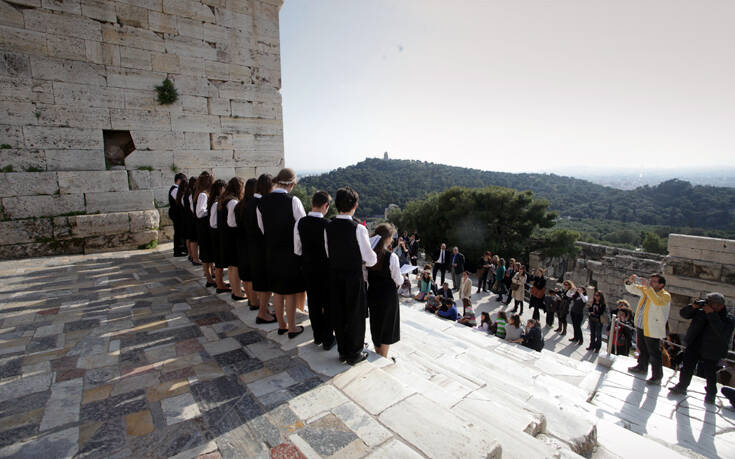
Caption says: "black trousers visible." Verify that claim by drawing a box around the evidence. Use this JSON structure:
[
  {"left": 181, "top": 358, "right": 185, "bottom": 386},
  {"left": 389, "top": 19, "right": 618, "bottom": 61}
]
[
  {"left": 545, "top": 307, "right": 555, "bottom": 327},
  {"left": 330, "top": 270, "right": 367, "bottom": 360},
  {"left": 589, "top": 319, "right": 603, "bottom": 351},
  {"left": 512, "top": 299, "right": 523, "bottom": 314},
  {"left": 432, "top": 263, "right": 447, "bottom": 286},
  {"left": 571, "top": 311, "right": 584, "bottom": 343},
  {"left": 677, "top": 348, "right": 718, "bottom": 396},
  {"left": 477, "top": 269, "right": 489, "bottom": 291},
  {"left": 172, "top": 216, "right": 186, "bottom": 255},
  {"left": 305, "top": 270, "right": 333, "bottom": 346},
  {"left": 635, "top": 328, "right": 663, "bottom": 379}
]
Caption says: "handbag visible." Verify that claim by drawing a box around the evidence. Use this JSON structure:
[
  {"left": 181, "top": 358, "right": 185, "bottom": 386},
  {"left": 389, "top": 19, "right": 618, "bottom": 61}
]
[
  {"left": 530, "top": 286, "right": 545, "bottom": 299},
  {"left": 511, "top": 283, "right": 520, "bottom": 291}
]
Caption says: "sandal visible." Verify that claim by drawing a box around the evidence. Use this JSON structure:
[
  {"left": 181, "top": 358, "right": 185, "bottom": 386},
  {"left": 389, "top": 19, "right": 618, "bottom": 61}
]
[
  {"left": 256, "top": 316, "right": 277, "bottom": 324},
  {"left": 288, "top": 326, "right": 304, "bottom": 339},
  {"left": 277, "top": 328, "right": 288, "bottom": 335}
]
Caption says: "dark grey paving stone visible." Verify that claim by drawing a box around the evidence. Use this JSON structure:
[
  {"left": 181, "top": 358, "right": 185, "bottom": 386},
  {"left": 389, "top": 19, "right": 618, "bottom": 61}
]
[
  {"left": 286, "top": 362, "right": 318, "bottom": 383},
  {"left": 84, "top": 366, "right": 120, "bottom": 388},
  {"left": 257, "top": 390, "right": 291, "bottom": 411},
  {"left": 64, "top": 319, "right": 100, "bottom": 333},
  {"left": 0, "top": 424, "right": 38, "bottom": 448},
  {"left": 0, "top": 391, "right": 50, "bottom": 418},
  {"left": 231, "top": 392, "right": 263, "bottom": 422},
  {"left": 0, "top": 358, "right": 21, "bottom": 379},
  {"left": 233, "top": 331, "right": 263, "bottom": 346},
  {"left": 289, "top": 377, "right": 323, "bottom": 397},
  {"left": 80, "top": 389, "right": 147, "bottom": 422},
  {"left": 247, "top": 414, "right": 282, "bottom": 448},
  {"left": 2, "top": 426, "right": 79, "bottom": 459},
  {"left": 77, "top": 417, "right": 128, "bottom": 459},
  {"left": 190, "top": 375, "right": 245, "bottom": 411},
  {"left": 201, "top": 401, "right": 245, "bottom": 437},
  {"left": 213, "top": 349, "right": 256, "bottom": 367},
  {"left": 264, "top": 355, "right": 295, "bottom": 373},
  {"left": 26, "top": 336, "right": 60, "bottom": 353},
  {"left": 297, "top": 414, "right": 359, "bottom": 457}
]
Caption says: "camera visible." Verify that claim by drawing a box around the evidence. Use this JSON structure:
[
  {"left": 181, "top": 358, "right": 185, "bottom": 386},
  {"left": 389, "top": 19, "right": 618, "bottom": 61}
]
[{"left": 693, "top": 299, "right": 706, "bottom": 307}]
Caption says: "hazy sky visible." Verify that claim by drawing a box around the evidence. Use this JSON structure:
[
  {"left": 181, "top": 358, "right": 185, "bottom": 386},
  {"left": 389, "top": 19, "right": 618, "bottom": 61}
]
[{"left": 279, "top": 1, "right": 735, "bottom": 173}]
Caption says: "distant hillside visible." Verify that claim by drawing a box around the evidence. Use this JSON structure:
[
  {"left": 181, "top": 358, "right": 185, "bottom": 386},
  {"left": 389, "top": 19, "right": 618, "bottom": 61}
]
[{"left": 298, "top": 159, "right": 735, "bottom": 231}]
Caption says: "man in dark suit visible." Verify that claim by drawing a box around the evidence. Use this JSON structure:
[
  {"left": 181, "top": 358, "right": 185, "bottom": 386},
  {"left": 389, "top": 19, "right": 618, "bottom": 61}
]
[
  {"left": 432, "top": 243, "right": 449, "bottom": 286},
  {"left": 450, "top": 246, "right": 465, "bottom": 291},
  {"left": 408, "top": 234, "right": 419, "bottom": 266},
  {"left": 437, "top": 282, "right": 453, "bottom": 302}
]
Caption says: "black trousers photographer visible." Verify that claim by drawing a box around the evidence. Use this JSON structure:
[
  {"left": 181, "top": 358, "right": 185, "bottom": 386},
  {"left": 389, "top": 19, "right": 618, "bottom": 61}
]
[{"left": 669, "top": 292, "right": 735, "bottom": 404}]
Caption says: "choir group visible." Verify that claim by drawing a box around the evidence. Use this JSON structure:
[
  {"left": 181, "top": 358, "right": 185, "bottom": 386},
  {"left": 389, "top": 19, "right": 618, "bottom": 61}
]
[{"left": 168, "top": 168, "right": 402, "bottom": 365}]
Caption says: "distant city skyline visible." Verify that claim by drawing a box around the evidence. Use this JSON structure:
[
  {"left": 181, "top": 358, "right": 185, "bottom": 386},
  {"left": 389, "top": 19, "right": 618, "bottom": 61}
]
[{"left": 279, "top": 1, "right": 735, "bottom": 173}]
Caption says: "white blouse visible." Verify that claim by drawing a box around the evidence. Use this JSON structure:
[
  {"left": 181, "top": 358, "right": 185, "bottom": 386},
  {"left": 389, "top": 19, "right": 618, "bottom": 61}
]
[
  {"left": 388, "top": 252, "right": 403, "bottom": 287},
  {"left": 195, "top": 193, "right": 208, "bottom": 218},
  {"left": 226, "top": 200, "right": 238, "bottom": 228},
  {"left": 209, "top": 202, "right": 218, "bottom": 228}
]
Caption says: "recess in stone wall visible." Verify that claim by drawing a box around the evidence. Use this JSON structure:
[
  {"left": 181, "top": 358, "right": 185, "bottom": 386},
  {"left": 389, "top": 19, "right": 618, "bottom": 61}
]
[{"left": 103, "top": 130, "right": 135, "bottom": 169}]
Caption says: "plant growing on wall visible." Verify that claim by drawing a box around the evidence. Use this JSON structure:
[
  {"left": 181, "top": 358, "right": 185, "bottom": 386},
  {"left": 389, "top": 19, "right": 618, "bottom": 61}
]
[{"left": 155, "top": 78, "right": 178, "bottom": 105}]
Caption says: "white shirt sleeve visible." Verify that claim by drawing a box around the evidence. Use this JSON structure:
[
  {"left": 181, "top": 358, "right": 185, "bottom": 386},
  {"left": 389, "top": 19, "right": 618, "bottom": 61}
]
[
  {"left": 195, "top": 193, "right": 208, "bottom": 218},
  {"left": 256, "top": 205, "right": 264, "bottom": 235},
  {"left": 292, "top": 196, "right": 306, "bottom": 220},
  {"left": 324, "top": 229, "right": 329, "bottom": 258},
  {"left": 226, "top": 200, "right": 238, "bottom": 228},
  {"left": 189, "top": 195, "right": 194, "bottom": 212},
  {"left": 209, "top": 202, "right": 218, "bottom": 228},
  {"left": 389, "top": 253, "right": 402, "bottom": 287},
  {"left": 294, "top": 218, "right": 303, "bottom": 256},
  {"left": 170, "top": 186, "right": 178, "bottom": 201},
  {"left": 356, "top": 224, "right": 378, "bottom": 267}
]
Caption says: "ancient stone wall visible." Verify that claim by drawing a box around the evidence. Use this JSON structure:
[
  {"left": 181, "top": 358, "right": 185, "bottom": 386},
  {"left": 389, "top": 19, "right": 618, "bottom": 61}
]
[
  {"left": 0, "top": 0, "right": 284, "bottom": 259},
  {"left": 531, "top": 235, "right": 735, "bottom": 336}
]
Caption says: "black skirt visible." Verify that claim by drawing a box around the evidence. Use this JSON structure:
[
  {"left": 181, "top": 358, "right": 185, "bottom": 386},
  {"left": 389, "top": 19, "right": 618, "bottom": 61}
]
[
  {"left": 219, "top": 226, "right": 238, "bottom": 268},
  {"left": 266, "top": 248, "right": 305, "bottom": 295},
  {"left": 196, "top": 217, "right": 213, "bottom": 262},
  {"left": 185, "top": 211, "right": 197, "bottom": 242},
  {"left": 211, "top": 227, "right": 226, "bottom": 269},
  {"left": 237, "top": 232, "right": 251, "bottom": 281},
  {"left": 367, "top": 254, "right": 400, "bottom": 346},
  {"left": 248, "top": 240, "right": 268, "bottom": 292}
]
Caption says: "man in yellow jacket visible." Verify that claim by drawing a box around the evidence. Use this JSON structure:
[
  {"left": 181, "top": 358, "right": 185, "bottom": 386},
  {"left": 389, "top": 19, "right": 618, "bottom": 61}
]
[{"left": 624, "top": 273, "right": 671, "bottom": 385}]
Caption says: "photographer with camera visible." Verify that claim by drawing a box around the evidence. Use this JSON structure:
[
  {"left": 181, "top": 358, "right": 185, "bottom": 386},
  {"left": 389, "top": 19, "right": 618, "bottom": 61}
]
[
  {"left": 668, "top": 293, "right": 734, "bottom": 404},
  {"left": 624, "top": 273, "right": 671, "bottom": 385}
]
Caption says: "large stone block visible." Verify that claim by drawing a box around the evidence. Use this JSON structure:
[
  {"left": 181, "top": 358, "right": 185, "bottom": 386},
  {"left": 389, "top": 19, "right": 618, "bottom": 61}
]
[
  {"left": 45, "top": 149, "right": 106, "bottom": 171},
  {"left": 171, "top": 113, "right": 220, "bottom": 132},
  {"left": 116, "top": 2, "right": 149, "bottom": 28},
  {"left": 42, "top": 0, "right": 82, "bottom": 14},
  {"left": 0, "top": 148, "right": 46, "bottom": 171},
  {"left": 0, "top": 239, "right": 84, "bottom": 259},
  {"left": 52, "top": 82, "right": 125, "bottom": 109},
  {"left": 171, "top": 74, "right": 217, "bottom": 97},
  {"left": 669, "top": 234, "right": 734, "bottom": 257},
  {"left": 162, "top": 0, "right": 215, "bottom": 22},
  {"left": 0, "top": 218, "right": 53, "bottom": 245},
  {"left": 182, "top": 95, "right": 208, "bottom": 114},
  {"left": 173, "top": 150, "right": 236, "bottom": 168},
  {"left": 23, "top": 126, "right": 103, "bottom": 149},
  {"left": 150, "top": 52, "right": 179, "bottom": 73},
  {"left": 211, "top": 167, "right": 235, "bottom": 180},
  {"left": 0, "top": 102, "right": 38, "bottom": 126},
  {"left": 123, "top": 88, "right": 182, "bottom": 111},
  {"left": 81, "top": 0, "right": 117, "bottom": 23},
  {"left": 120, "top": 46, "right": 152, "bottom": 70},
  {"left": 107, "top": 67, "right": 167, "bottom": 90},
  {"left": 102, "top": 23, "right": 165, "bottom": 52},
  {"left": 47, "top": 34, "right": 87, "bottom": 61},
  {"left": 128, "top": 169, "right": 151, "bottom": 189},
  {"left": 85, "top": 189, "right": 154, "bottom": 213},
  {"left": 124, "top": 150, "right": 173, "bottom": 169},
  {"left": 221, "top": 117, "right": 282, "bottom": 135},
  {"left": 165, "top": 36, "right": 217, "bottom": 61},
  {"left": 0, "top": 1, "right": 24, "bottom": 27},
  {"left": 667, "top": 273, "right": 735, "bottom": 299},
  {"left": 233, "top": 148, "right": 281, "bottom": 166},
  {"left": 84, "top": 229, "right": 158, "bottom": 254},
  {"left": 149, "top": 169, "right": 174, "bottom": 187},
  {"left": 110, "top": 108, "right": 171, "bottom": 131},
  {"left": 0, "top": 25, "right": 48, "bottom": 56},
  {"left": 183, "top": 131, "right": 210, "bottom": 149},
  {"left": 2, "top": 193, "right": 85, "bottom": 218},
  {"left": 0, "top": 51, "right": 31, "bottom": 78},
  {"left": 130, "top": 130, "right": 184, "bottom": 151},
  {"left": 71, "top": 212, "right": 130, "bottom": 237},
  {"left": 234, "top": 166, "right": 256, "bottom": 180},
  {"left": 148, "top": 11, "right": 177, "bottom": 34},
  {"left": 129, "top": 209, "right": 159, "bottom": 231},
  {"left": 58, "top": 170, "right": 129, "bottom": 194},
  {"left": 36, "top": 105, "right": 111, "bottom": 129},
  {"left": 207, "top": 98, "right": 231, "bottom": 116},
  {"left": 0, "top": 125, "right": 23, "bottom": 148},
  {"left": 0, "top": 171, "right": 58, "bottom": 197},
  {"left": 30, "top": 56, "right": 106, "bottom": 86}
]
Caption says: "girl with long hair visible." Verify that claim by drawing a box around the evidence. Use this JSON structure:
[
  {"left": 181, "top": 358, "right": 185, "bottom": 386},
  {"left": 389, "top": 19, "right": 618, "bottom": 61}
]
[
  {"left": 245, "top": 174, "right": 275, "bottom": 323},
  {"left": 182, "top": 176, "right": 200, "bottom": 265},
  {"left": 555, "top": 280, "right": 575, "bottom": 336},
  {"left": 235, "top": 178, "right": 258, "bottom": 309},
  {"left": 368, "top": 223, "right": 402, "bottom": 358},
  {"left": 587, "top": 290, "right": 606, "bottom": 352},
  {"left": 218, "top": 176, "right": 245, "bottom": 300},
  {"left": 194, "top": 172, "right": 215, "bottom": 286},
  {"left": 208, "top": 179, "right": 229, "bottom": 293}
]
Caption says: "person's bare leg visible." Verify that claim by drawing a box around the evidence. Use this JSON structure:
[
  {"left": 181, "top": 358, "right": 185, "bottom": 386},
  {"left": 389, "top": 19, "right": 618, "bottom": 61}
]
[
  {"left": 244, "top": 281, "right": 257, "bottom": 306},
  {"left": 191, "top": 242, "right": 200, "bottom": 263},
  {"left": 285, "top": 294, "right": 299, "bottom": 332},
  {"left": 256, "top": 291, "right": 274, "bottom": 320},
  {"left": 215, "top": 268, "right": 226, "bottom": 289},
  {"left": 203, "top": 262, "right": 214, "bottom": 283},
  {"left": 273, "top": 294, "right": 286, "bottom": 329},
  {"left": 228, "top": 267, "right": 242, "bottom": 296},
  {"left": 375, "top": 344, "right": 389, "bottom": 358}
]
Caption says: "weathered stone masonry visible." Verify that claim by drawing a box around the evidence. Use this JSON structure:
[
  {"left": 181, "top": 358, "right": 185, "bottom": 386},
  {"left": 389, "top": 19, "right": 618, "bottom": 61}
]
[{"left": 0, "top": 0, "right": 285, "bottom": 259}]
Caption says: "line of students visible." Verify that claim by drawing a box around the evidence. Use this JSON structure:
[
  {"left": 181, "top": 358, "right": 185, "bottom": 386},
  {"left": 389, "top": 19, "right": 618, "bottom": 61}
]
[{"left": 168, "top": 168, "right": 402, "bottom": 365}]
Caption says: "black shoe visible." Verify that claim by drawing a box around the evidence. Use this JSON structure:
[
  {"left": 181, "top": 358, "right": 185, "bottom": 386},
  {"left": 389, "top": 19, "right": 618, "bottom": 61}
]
[
  {"left": 314, "top": 340, "right": 322, "bottom": 346},
  {"left": 628, "top": 366, "right": 647, "bottom": 374},
  {"left": 323, "top": 339, "right": 336, "bottom": 351},
  {"left": 646, "top": 377, "right": 661, "bottom": 386},
  {"left": 338, "top": 354, "right": 347, "bottom": 363},
  {"left": 288, "top": 326, "right": 304, "bottom": 339},
  {"left": 669, "top": 385, "right": 687, "bottom": 395},
  {"left": 174, "top": 253, "right": 187, "bottom": 257},
  {"left": 255, "top": 316, "right": 277, "bottom": 324},
  {"left": 205, "top": 281, "right": 216, "bottom": 288},
  {"left": 188, "top": 256, "right": 193, "bottom": 261},
  {"left": 248, "top": 304, "right": 259, "bottom": 311},
  {"left": 585, "top": 346, "right": 593, "bottom": 351},
  {"left": 231, "top": 294, "right": 246, "bottom": 301},
  {"left": 216, "top": 288, "right": 231, "bottom": 294},
  {"left": 594, "top": 348, "right": 600, "bottom": 353},
  {"left": 192, "top": 260, "right": 202, "bottom": 266},
  {"left": 569, "top": 337, "right": 577, "bottom": 342},
  {"left": 705, "top": 394, "right": 716, "bottom": 405},
  {"left": 277, "top": 328, "right": 288, "bottom": 335},
  {"left": 347, "top": 351, "right": 368, "bottom": 365}
]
